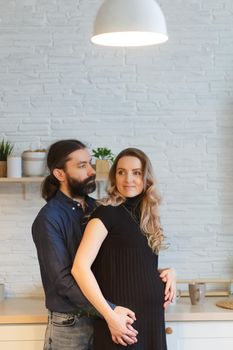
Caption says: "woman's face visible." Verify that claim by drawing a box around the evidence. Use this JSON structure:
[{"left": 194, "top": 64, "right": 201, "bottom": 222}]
[{"left": 115, "top": 156, "right": 144, "bottom": 198}]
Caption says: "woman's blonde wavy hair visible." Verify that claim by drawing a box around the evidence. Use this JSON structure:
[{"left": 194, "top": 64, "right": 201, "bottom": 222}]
[{"left": 100, "top": 148, "right": 165, "bottom": 254}]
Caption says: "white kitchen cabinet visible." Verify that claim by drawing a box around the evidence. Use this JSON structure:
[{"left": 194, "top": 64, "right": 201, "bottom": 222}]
[
  {"left": 166, "top": 321, "right": 233, "bottom": 350},
  {"left": 1, "top": 321, "right": 233, "bottom": 350},
  {"left": 0, "top": 324, "right": 46, "bottom": 350}
]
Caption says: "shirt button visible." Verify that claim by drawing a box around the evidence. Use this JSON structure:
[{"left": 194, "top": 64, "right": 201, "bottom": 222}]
[
  {"left": 72, "top": 207, "right": 75, "bottom": 210},
  {"left": 77, "top": 203, "right": 81, "bottom": 207}
]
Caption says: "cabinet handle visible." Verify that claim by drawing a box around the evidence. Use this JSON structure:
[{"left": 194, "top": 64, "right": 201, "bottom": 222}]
[{"left": 165, "top": 327, "right": 173, "bottom": 335}]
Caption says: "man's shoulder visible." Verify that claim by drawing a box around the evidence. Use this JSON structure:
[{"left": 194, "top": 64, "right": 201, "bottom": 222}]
[
  {"left": 34, "top": 196, "right": 64, "bottom": 222},
  {"left": 32, "top": 196, "right": 68, "bottom": 239},
  {"left": 39, "top": 196, "right": 59, "bottom": 212}
]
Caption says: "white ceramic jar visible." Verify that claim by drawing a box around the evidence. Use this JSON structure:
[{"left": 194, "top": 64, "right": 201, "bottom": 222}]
[
  {"left": 22, "top": 151, "right": 47, "bottom": 177},
  {"left": 7, "top": 156, "right": 22, "bottom": 177}
]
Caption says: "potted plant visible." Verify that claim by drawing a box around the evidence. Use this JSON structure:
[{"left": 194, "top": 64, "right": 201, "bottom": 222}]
[
  {"left": 0, "top": 140, "right": 14, "bottom": 177},
  {"left": 22, "top": 149, "right": 47, "bottom": 177},
  {"left": 92, "top": 147, "right": 114, "bottom": 177}
]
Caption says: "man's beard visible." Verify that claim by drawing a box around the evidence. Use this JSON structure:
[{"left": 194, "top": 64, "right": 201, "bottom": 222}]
[{"left": 67, "top": 174, "right": 96, "bottom": 198}]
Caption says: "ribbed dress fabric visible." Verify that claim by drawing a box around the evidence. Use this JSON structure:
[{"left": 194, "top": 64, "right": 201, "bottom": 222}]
[{"left": 91, "top": 195, "right": 167, "bottom": 350}]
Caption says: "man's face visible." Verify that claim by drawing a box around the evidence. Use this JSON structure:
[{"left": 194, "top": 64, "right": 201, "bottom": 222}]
[{"left": 62, "top": 148, "right": 96, "bottom": 197}]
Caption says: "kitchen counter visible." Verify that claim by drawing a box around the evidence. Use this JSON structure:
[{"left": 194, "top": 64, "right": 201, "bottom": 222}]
[
  {"left": 1, "top": 297, "right": 233, "bottom": 324},
  {"left": 0, "top": 298, "right": 47, "bottom": 324},
  {"left": 166, "top": 296, "right": 233, "bottom": 321}
]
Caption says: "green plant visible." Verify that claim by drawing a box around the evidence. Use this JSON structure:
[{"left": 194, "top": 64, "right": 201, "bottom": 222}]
[
  {"left": 0, "top": 140, "right": 14, "bottom": 161},
  {"left": 92, "top": 147, "right": 115, "bottom": 163}
]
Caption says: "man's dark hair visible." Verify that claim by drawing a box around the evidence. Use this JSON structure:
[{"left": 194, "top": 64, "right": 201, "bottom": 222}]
[{"left": 42, "top": 139, "right": 86, "bottom": 202}]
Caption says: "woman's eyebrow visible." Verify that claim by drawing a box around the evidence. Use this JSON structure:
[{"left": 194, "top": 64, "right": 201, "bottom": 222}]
[{"left": 116, "top": 167, "right": 142, "bottom": 170}]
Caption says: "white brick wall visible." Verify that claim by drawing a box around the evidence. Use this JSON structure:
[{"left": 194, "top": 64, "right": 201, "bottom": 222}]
[{"left": 0, "top": 0, "right": 233, "bottom": 297}]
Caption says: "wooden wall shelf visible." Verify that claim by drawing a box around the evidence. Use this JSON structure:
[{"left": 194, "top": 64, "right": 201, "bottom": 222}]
[
  {"left": 0, "top": 175, "right": 108, "bottom": 183},
  {"left": 0, "top": 176, "right": 108, "bottom": 198},
  {"left": 0, "top": 177, "right": 44, "bottom": 183}
]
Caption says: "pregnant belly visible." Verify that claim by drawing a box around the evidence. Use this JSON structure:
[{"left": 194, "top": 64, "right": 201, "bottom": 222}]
[{"left": 99, "top": 268, "right": 165, "bottom": 311}]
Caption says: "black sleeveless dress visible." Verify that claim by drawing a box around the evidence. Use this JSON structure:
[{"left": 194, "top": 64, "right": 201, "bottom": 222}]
[{"left": 91, "top": 196, "right": 167, "bottom": 350}]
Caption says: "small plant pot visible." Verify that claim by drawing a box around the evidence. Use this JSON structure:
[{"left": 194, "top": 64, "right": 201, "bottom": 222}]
[
  {"left": 96, "top": 159, "right": 110, "bottom": 177},
  {"left": 0, "top": 161, "right": 7, "bottom": 177},
  {"left": 22, "top": 151, "right": 47, "bottom": 177}
]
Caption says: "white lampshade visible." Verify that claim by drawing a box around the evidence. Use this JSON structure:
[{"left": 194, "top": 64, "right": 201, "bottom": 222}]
[{"left": 91, "top": 0, "right": 168, "bottom": 47}]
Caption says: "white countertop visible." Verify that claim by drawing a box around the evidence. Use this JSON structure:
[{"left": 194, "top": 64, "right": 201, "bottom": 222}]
[
  {"left": 0, "top": 297, "right": 233, "bottom": 324},
  {"left": 0, "top": 297, "right": 47, "bottom": 324},
  {"left": 165, "top": 296, "right": 233, "bottom": 321}
]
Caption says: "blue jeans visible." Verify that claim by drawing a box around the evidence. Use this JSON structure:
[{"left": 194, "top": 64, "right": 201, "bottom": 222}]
[{"left": 44, "top": 311, "right": 94, "bottom": 350}]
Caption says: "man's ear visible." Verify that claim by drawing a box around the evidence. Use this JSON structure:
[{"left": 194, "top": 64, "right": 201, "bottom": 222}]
[{"left": 53, "top": 168, "right": 66, "bottom": 182}]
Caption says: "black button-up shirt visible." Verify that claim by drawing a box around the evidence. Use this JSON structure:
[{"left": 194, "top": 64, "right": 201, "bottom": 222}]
[{"left": 32, "top": 190, "right": 96, "bottom": 313}]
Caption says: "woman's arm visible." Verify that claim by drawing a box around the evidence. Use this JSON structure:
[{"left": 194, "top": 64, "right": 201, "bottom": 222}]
[{"left": 71, "top": 218, "right": 137, "bottom": 346}]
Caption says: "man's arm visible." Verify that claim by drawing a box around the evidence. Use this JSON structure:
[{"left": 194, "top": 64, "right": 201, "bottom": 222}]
[{"left": 32, "top": 214, "right": 89, "bottom": 309}]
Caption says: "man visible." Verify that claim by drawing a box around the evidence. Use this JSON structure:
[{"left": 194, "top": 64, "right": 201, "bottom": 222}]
[{"left": 32, "top": 139, "right": 138, "bottom": 350}]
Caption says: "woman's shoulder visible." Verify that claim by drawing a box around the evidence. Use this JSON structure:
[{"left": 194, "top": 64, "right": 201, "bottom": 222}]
[
  {"left": 91, "top": 203, "right": 118, "bottom": 217},
  {"left": 90, "top": 204, "right": 120, "bottom": 231}
]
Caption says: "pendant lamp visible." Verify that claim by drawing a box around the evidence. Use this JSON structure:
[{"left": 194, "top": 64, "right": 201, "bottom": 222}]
[{"left": 91, "top": 0, "right": 168, "bottom": 47}]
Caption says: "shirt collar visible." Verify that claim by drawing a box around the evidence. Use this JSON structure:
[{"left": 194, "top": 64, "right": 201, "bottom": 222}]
[{"left": 55, "top": 190, "right": 96, "bottom": 212}]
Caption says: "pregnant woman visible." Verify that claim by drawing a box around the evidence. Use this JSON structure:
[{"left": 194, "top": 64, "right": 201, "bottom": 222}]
[{"left": 72, "top": 147, "right": 170, "bottom": 349}]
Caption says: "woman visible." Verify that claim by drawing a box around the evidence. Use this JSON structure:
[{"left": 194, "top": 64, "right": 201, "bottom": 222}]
[{"left": 72, "top": 148, "right": 173, "bottom": 349}]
